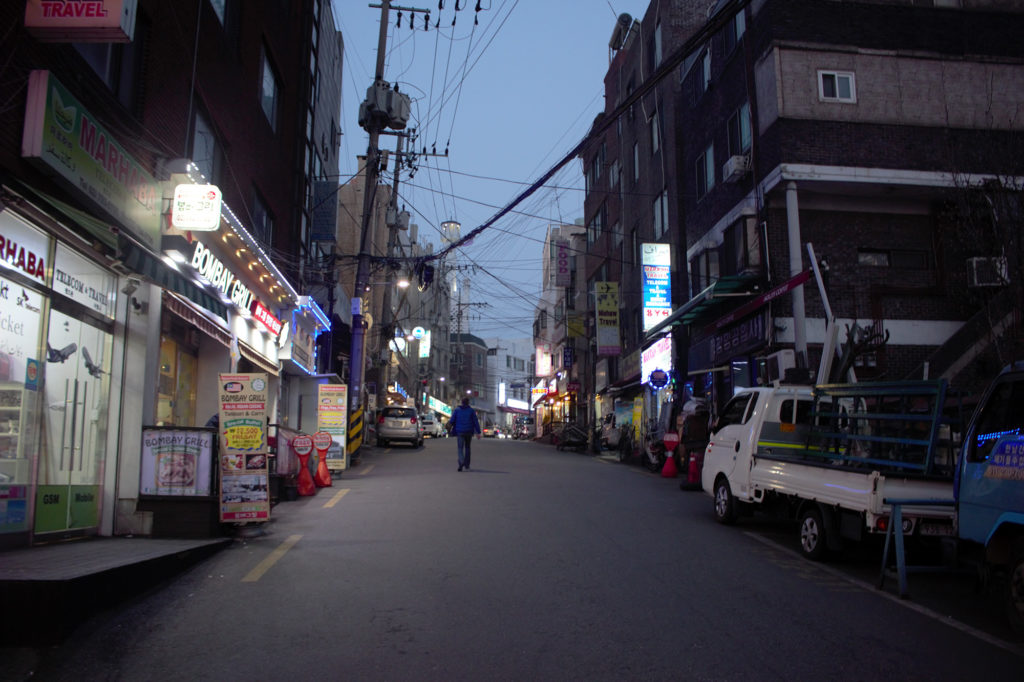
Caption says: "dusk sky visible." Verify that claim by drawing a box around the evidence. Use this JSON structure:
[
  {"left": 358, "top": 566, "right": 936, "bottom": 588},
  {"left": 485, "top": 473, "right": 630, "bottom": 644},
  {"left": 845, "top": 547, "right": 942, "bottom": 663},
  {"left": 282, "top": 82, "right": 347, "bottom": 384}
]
[{"left": 333, "top": 0, "right": 652, "bottom": 339}]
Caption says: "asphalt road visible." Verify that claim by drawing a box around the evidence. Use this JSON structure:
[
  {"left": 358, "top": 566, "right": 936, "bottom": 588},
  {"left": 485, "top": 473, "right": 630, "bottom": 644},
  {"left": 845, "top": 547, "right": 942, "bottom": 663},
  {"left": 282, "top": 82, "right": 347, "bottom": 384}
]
[{"left": 15, "top": 437, "right": 1024, "bottom": 681}]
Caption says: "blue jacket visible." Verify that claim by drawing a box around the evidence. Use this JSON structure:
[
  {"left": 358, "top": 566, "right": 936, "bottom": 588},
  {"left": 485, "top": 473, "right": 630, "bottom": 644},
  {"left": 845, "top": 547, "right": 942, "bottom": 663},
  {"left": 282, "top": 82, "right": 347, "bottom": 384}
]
[{"left": 450, "top": 405, "right": 481, "bottom": 435}]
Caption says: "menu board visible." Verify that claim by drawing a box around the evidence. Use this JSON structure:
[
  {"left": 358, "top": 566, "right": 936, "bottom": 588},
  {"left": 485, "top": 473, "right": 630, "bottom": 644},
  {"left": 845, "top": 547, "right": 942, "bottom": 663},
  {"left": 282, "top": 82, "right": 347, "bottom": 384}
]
[
  {"left": 317, "top": 384, "right": 348, "bottom": 471},
  {"left": 217, "top": 373, "right": 269, "bottom": 522}
]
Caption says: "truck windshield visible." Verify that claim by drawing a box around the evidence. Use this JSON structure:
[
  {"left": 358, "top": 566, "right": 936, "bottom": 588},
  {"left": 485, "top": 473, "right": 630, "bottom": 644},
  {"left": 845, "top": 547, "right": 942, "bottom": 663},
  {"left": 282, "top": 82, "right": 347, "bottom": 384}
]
[{"left": 969, "top": 378, "right": 1024, "bottom": 463}]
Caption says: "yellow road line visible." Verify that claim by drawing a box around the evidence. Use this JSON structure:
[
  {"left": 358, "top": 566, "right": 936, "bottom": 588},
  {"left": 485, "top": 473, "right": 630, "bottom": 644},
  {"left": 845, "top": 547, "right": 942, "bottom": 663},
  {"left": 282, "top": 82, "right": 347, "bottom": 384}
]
[
  {"left": 323, "top": 488, "right": 350, "bottom": 508},
  {"left": 358, "top": 464, "right": 375, "bottom": 475},
  {"left": 241, "top": 534, "right": 302, "bottom": 582}
]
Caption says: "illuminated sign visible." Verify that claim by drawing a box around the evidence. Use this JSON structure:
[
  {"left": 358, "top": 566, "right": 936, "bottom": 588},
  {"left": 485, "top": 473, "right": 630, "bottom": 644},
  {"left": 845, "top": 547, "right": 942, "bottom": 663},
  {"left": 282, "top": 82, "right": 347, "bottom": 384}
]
[
  {"left": 412, "top": 326, "right": 425, "bottom": 339},
  {"left": 190, "top": 241, "right": 254, "bottom": 311},
  {"left": 641, "top": 336, "right": 673, "bottom": 385},
  {"left": 0, "top": 212, "right": 50, "bottom": 284},
  {"left": 642, "top": 243, "right": 671, "bottom": 332},
  {"left": 251, "top": 300, "right": 282, "bottom": 336},
  {"left": 172, "top": 184, "right": 222, "bottom": 231},
  {"left": 24, "top": 0, "right": 137, "bottom": 42}
]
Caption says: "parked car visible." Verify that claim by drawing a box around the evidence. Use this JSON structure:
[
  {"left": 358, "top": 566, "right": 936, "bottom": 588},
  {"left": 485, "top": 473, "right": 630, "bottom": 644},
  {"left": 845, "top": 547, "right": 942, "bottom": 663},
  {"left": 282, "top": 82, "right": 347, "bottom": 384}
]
[
  {"left": 420, "top": 413, "right": 443, "bottom": 438},
  {"left": 377, "top": 406, "right": 423, "bottom": 447}
]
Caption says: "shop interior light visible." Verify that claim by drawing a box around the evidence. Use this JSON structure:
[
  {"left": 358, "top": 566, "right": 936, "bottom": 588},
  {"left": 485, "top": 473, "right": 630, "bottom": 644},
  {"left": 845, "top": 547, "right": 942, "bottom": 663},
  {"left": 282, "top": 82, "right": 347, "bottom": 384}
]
[{"left": 397, "top": 277, "right": 410, "bottom": 288}]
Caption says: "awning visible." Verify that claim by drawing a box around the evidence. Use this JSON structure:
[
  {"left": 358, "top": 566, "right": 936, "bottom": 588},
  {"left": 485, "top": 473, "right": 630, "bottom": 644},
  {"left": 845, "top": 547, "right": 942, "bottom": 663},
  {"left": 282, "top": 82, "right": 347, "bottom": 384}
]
[
  {"left": 645, "top": 273, "right": 762, "bottom": 339},
  {"left": 533, "top": 391, "right": 560, "bottom": 407},
  {"left": 15, "top": 184, "right": 119, "bottom": 250},
  {"left": 238, "top": 341, "right": 280, "bottom": 376},
  {"left": 122, "top": 236, "right": 229, "bottom": 319},
  {"left": 162, "top": 291, "right": 232, "bottom": 348},
  {"left": 498, "top": 405, "right": 530, "bottom": 415}
]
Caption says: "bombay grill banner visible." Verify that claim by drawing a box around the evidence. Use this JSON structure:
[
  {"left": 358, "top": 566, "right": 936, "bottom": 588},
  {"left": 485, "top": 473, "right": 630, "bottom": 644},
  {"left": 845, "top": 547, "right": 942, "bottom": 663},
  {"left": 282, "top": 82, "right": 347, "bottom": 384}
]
[
  {"left": 217, "top": 373, "right": 269, "bottom": 522},
  {"left": 139, "top": 428, "right": 214, "bottom": 497}
]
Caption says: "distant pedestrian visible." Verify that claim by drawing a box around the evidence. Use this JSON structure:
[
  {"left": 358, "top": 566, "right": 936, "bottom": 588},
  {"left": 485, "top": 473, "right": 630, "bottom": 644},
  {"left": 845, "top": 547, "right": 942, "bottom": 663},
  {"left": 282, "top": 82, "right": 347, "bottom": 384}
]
[{"left": 450, "top": 397, "right": 481, "bottom": 471}]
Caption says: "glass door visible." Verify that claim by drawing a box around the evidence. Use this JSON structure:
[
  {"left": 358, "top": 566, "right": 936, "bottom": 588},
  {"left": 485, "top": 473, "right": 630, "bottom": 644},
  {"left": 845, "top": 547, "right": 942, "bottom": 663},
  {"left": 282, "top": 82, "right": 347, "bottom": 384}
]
[{"left": 35, "top": 309, "right": 112, "bottom": 534}]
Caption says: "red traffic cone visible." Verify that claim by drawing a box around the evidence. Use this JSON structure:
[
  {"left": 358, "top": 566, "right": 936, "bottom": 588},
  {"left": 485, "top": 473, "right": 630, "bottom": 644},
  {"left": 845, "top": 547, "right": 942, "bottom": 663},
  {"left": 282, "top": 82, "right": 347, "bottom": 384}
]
[{"left": 661, "top": 450, "right": 677, "bottom": 478}]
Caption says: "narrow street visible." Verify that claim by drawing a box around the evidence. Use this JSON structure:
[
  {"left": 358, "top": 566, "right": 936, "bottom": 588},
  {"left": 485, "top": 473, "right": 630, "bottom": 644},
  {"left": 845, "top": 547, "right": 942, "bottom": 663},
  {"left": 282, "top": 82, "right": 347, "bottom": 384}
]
[{"left": 16, "top": 438, "right": 1024, "bottom": 681}]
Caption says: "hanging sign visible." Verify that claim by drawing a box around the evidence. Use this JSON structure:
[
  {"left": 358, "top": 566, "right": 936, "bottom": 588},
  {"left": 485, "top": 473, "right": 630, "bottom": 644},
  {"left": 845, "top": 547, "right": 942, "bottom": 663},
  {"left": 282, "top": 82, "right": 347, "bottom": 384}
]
[
  {"left": 217, "top": 373, "right": 270, "bottom": 522},
  {"left": 642, "top": 243, "right": 672, "bottom": 331},
  {"left": 172, "top": 184, "right": 222, "bottom": 231},
  {"left": 596, "top": 281, "right": 620, "bottom": 356}
]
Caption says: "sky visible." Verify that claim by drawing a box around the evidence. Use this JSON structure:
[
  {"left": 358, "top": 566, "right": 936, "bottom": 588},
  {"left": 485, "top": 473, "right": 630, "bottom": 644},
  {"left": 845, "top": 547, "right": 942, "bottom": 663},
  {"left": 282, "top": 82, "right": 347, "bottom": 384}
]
[{"left": 331, "top": 0, "right": 652, "bottom": 340}]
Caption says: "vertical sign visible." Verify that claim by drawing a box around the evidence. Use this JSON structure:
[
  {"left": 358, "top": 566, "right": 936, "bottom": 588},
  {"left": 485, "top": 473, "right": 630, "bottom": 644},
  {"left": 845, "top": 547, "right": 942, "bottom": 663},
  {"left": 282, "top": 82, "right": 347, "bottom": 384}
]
[
  {"left": 553, "top": 239, "right": 570, "bottom": 287},
  {"left": 642, "top": 243, "right": 672, "bottom": 331},
  {"left": 217, "top": 373, "right": 270, "bottom": 522},
  {"left": 317, "top": 384, "right": 348, "bottom": 471},
  {"left": 596, "top": 281, "right": 620, "bottom": 356}
]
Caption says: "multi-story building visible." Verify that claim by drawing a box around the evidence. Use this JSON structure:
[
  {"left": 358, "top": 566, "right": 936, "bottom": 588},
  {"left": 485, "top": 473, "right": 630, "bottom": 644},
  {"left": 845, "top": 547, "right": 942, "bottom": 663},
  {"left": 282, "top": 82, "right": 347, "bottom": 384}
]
[
  {"left": 0, "top": 1, "right": 342, "bottom": 548},
  {"left": 450, "top": 333, "right": 489, "bottom": 418},
  {"left": 583, "top": 0, "right": 1024, "bottom": 425},
  {"left": 484, "top": 337, "right": 535, "bottom": 433}
]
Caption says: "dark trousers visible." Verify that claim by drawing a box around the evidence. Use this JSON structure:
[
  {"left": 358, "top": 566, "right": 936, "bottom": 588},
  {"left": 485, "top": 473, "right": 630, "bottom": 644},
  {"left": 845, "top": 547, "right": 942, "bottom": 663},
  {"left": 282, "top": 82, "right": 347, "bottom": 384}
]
[{"left": 457, "top": 433, "right": 473, "bottom": 469}]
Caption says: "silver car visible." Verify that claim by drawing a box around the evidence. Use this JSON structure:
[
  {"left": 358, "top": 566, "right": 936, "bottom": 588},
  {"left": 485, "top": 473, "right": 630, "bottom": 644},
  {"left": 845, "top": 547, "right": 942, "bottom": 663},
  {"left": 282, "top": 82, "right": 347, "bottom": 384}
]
[{"left": 377, "top": 406, "right": 423, "bottom": 447}]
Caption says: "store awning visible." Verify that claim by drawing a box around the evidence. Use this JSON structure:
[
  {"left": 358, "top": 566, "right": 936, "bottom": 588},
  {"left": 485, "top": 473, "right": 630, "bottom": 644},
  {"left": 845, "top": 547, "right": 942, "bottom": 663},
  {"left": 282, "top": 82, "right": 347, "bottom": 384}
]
[
  {"left": 238, "top": 341, "right": 280, "bottom": 376},
  {"left": 498, "top": 405, "right": 530, "bottom": 415},
  {"left": 121, "top": 236, "right": 229, "bottom": 319},
  {"left": 533, "top": 391, "right": 560, "bottom": 407},
  {"left": 17, "top": 184, "right": 119, "bottom": 250},
  {"left": 162, "top": 291, "right": 232, "bottom": 348},
  {"left": 645, "top": 273, "right": 762, "bottom": 339}
]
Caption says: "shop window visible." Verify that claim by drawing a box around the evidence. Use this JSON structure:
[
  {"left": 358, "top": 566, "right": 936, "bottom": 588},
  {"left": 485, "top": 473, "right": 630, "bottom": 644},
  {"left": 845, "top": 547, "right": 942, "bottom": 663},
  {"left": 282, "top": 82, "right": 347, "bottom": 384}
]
[{"left": 157, "top": 335, "right": 199, "bottom": 426}]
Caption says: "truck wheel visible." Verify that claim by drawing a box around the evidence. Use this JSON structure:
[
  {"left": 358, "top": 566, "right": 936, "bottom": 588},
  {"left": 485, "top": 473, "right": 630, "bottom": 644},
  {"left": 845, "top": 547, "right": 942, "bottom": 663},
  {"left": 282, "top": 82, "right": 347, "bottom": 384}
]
[
  {"left": 713, "top": 477, "right": 737, "bottom": 525},
  {"left": 1006, "top": 542, "right": 1024, "bottom": 635},
  {"left": 799, "top": 507, "right": 828, "bottom": 561}
]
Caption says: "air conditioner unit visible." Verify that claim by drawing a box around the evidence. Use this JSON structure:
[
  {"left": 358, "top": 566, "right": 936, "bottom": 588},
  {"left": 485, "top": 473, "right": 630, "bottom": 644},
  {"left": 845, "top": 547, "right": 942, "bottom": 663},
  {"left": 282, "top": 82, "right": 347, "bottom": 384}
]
[
  {"left": 967, "top": 256, "right": 1009, "bottom": 288},
  {"left": 758, "top": 349, "right": 795, "bottom": 386},
  {"left": 723, "top": 154, "right": 750, "bottom": 183}
]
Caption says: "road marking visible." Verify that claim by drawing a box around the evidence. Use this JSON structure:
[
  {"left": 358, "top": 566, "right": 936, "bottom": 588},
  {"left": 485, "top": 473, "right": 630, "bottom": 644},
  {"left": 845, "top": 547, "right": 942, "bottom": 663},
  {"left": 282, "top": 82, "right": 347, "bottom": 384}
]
[
  {"left": 323, "top": 488, "right": 350, "bottom": 508},
  {"left": 241, "top": 534, "right": 302, "bottom": 582},
  {"left": 744, "top": 531, "right": 1024, "bottom": 658},
  {"left": 358, "top": 464, "right": 375, "bottom": 475}
]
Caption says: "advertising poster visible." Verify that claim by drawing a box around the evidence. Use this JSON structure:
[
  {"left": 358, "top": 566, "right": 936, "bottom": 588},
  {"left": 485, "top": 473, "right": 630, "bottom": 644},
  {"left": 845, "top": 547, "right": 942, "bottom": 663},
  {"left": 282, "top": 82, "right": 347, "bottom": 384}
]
[
  {"left": 140, "top": 428, "right": 214, "bottom": 496},
  {"left": 218, "top": 373, "right": 270, "bottom": 522},
  {"left": 317, "top": 384, "right": 348, "bottom": 471}
]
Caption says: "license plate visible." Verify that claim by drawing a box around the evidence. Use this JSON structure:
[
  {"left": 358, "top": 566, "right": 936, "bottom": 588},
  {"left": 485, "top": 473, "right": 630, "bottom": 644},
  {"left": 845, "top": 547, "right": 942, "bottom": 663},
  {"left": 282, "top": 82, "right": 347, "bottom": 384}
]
[
  {"left": 389, "top": 420, "right": 403, "bottom": 428},
  {"left": 919, "top": 522, "right": 954, "bottom": 536}
]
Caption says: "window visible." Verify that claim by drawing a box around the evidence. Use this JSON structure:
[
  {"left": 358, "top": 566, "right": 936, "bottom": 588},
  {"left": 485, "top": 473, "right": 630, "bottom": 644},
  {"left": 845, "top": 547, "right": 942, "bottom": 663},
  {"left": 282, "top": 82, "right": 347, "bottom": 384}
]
[
  {"left": 967, "top": 379, "right": 1024, "bottom": 463},
  {"left": 727, "top": 102, "right": 752, "bottom": 156},
  {"left": 722, "top": 9, "right": 746, "bottom": 55},
  {"left": 252, "top": 190, "right": 274, "bottom": 247},
  {"left": 650, "top": 109, "right": 660, "bottom": 155},
  {"left": 209, "top": 0, "right": 226, "bottom": 24},
  {"left": 691, "top": 249, "right": 720, "bottom": 295},
  {"left": 260, "top": 45, "right": 281, "bottom": 131},
  {"left": 818, "top": 70, "right": 856, "bottom": 103},
  {"left": 653, "top": 189, "right": 669, "bottom": 239},
  {"left": 724, "top": 218, "right": 761, "bottom": 275},
  {"left": 858, "top": 248, "right": 931, "bottom": 269},
  {"left": 633, "top": 142, "right": 640, "bottom": 183},
  {"left": 587, "top": 207, "right": 603, "bottom": 246},
  {"left": 626, "top": 77, "right": 635, "bottom": 121},
  {"left": 702, "top": 50, "right": 712, "bottom": 92},
  {"left": 73, "top": 16, "right": 147, "bottom": 111},
  {"left": 716, "top": 393, "right": 754, "bottom": 430},
  {"left": 191, "top": 109, "right": 221, "bottom": 184},
  {"left": 476, "top": 353, "right": 483, "bottom": 368},
  {"left": 650, "top": 20, "right": 662, "bottom": 71},
  {"left": 696, "top": 143, "right": 715, "bottom": 199},
  {"left": 779, "top": 399, "right": 813, "bottom": 425}
]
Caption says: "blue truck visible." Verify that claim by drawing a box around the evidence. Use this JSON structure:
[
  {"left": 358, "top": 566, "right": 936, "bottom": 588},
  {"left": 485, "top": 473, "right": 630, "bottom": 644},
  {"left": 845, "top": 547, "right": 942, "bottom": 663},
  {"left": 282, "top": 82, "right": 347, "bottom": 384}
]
[{"left": 955, "top": 361, "right": 1024, "bottom": 634}]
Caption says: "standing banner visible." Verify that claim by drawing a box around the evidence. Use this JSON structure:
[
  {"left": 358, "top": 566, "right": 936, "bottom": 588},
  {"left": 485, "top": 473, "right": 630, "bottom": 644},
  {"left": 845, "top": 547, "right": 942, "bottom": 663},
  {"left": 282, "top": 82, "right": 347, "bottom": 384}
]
[
  {"left": 595, "top": 281, "right": 621, "bottom": 356},
  {"left": 312, "top": 431, "right": 333, "bottom": 487},
  {"left": 317, "top": 384, "right": 348, "bottom": 471},
  {"left": 217, "top": 373, "right": 270, "bottom": 522}
]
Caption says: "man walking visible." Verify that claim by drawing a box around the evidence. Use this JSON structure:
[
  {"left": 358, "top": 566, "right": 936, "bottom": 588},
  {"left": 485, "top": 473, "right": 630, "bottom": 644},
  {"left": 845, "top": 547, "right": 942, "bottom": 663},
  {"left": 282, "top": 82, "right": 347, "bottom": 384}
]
[{"left": 450, "top": 397, "right": 481, "bottom": 471}]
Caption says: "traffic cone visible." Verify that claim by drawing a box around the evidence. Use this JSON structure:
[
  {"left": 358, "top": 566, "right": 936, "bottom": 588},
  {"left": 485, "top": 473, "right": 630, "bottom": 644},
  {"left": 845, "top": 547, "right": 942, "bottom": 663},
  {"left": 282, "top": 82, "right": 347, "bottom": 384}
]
[{"left": 661, "top": 448, "right": 678, "bottom": 478}]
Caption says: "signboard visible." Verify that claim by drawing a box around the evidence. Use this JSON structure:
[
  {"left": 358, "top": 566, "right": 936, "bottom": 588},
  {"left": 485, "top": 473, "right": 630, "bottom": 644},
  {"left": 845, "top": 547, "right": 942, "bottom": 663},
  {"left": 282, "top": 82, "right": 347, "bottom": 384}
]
[
  {"left": 52, "top": 242, "right": 116, "bottom": 318},
  {"left": 563, "top": 346, "right": 574, "bottom": 369},
  {"left": 553, "top": 239, "right": 570, "bottom": 288},
  {"left": 24, "top": 0, "right": 138, "bottom": 42},
  {"left": 596, "top": 281, "right": 620, "bottom": 356},
  {"left": 535, "top": 343, "right": 552, "bottom": 377},
  {"left": 171, "top": 184, "right": 222, "bottom": 231},
  {"left": 712, "top": 310, "right": 767, "bottom": 363},
  {"left": 419, "top": 329, "right": 431, "bottom": 359},
  {"left": 190, "top": 241, "right": 254, "bottom": 311},
  {"left": 22, "top": 70, "right": 160, "bottom": 250},
  {"left": 140, "top": 428, "right": 214, "bottom": 496},
  {"left": 0, "top": 211, "right": 50, "bottom": 285},
  {"left": 251, "top": 300, "right": 282, "bottom": 336},
  {"left": 642, "top": 243, "right": 672, "bottom": 332},
  {"left": 317, "top": 384, "right": 348, "bottom": 471},
  {"left": 642, "top": 336, "right": 673, "bottom": 385},
  {"left": 428, "top": 396, "right": 451, "bottom": 417},
  {"left": 217, "top": 373, "right": 270, "bottom": 522}
]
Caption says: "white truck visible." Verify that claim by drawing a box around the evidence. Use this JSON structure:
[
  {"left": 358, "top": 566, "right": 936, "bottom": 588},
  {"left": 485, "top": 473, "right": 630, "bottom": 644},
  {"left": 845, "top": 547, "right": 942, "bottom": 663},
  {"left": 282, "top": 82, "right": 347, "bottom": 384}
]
[{"left": 701, "top": 380, "right": 959, "bottom": 559}]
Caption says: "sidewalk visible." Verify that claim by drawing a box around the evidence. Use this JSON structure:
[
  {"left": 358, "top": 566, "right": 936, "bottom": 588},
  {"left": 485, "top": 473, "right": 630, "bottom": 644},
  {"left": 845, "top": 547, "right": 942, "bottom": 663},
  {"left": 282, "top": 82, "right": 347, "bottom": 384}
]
[{"left": 0, "top": 535, "right": 232, "bottom": 646}]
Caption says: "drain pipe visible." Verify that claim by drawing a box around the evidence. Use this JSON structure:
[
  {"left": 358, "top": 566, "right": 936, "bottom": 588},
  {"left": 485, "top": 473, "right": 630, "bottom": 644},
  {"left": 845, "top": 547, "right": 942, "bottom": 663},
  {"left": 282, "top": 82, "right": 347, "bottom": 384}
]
[{"left": 786, "top": 181, "right": 808, "bottom": 367}]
